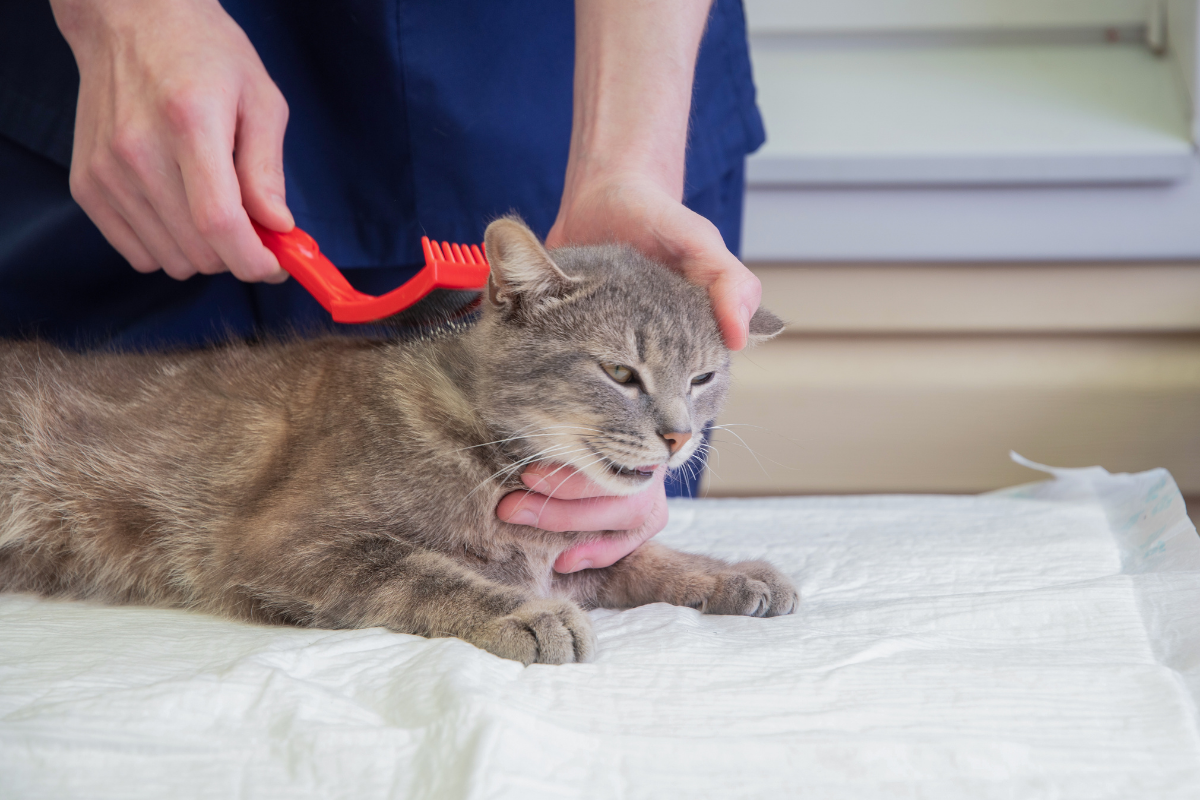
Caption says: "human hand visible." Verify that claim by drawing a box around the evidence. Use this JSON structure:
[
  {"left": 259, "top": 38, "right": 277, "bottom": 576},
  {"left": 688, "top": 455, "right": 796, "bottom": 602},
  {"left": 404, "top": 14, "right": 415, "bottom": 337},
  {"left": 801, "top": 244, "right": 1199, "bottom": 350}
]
[
  {"left": 50, "top": 0, "right": 292, "bottom": 282},
  {"left": 496, "top": 464, "right": 669, "bottom": 573},
  {"left": 546, "top": 172, "right": 761, "bottom": 351}
]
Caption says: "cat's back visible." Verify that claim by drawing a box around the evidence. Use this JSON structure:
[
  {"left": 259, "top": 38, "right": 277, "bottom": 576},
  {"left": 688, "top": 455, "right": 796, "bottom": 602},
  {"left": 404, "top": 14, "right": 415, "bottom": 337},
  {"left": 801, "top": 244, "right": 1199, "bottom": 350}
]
[
  {"left": 0, "top": 335, "right": 380, "bottom": 413},
  {"left": 0, "top": 335, "right": 396, "bottom": 494}
]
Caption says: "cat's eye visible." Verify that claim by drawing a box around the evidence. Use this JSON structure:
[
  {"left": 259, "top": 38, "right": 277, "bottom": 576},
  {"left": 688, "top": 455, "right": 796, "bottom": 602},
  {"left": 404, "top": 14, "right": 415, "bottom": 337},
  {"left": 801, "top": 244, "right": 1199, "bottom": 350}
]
[
  {"left": 691, "top": 372, "right": 715, "bottom": 386},
  {"left": 601, "top": 363, "right": 636, "bottom": 384}
]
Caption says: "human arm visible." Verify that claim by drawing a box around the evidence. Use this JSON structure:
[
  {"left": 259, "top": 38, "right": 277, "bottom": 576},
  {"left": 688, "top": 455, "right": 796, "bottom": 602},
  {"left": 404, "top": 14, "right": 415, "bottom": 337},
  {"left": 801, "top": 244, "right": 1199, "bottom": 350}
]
[
  {"left": 49, "top": 0, "right": 292, "bottom": 282},
  {"left": 501, "top": 0, "right": 741, "bottom": 571},
  {"left": 547, "top": 0, "right": 762, "bottom": 350}
]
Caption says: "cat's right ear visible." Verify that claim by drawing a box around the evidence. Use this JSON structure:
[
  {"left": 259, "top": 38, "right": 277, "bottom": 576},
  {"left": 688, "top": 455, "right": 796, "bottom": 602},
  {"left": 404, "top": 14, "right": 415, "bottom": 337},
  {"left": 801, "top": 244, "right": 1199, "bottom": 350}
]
[
  {"left": 484, "top": 216, "right": 574, "bottom": 311},
  {"left": 747, "top": 306, "right": 786, "bottom": 345}
]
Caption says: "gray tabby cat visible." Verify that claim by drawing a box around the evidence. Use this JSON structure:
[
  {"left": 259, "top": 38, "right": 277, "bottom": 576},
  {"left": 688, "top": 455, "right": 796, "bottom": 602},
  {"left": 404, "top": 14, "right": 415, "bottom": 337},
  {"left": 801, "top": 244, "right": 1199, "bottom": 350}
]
[{"left": 0, "top": 217, "right": 795, "bottom": 664}]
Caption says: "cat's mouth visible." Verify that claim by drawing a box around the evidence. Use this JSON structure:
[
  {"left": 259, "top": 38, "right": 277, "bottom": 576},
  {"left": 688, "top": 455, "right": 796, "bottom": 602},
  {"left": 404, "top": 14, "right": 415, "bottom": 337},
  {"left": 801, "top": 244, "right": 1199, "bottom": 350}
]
[
  {"left": 588, "top": 449, "right": 659, "bottom": 488},
  {"left": 605, "top": 462, "right": 657, "bottom": 481}
]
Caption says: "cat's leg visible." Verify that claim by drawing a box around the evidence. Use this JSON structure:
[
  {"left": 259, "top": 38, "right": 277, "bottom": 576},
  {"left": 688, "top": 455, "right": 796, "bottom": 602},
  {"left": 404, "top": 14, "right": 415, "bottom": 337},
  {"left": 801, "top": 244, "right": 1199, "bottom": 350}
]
[
  {"left": 245, "top": 538, "right": 595, "bottom": 665},
  {"left": 571, "top": 541, "right": 798, "bottom": 617}
]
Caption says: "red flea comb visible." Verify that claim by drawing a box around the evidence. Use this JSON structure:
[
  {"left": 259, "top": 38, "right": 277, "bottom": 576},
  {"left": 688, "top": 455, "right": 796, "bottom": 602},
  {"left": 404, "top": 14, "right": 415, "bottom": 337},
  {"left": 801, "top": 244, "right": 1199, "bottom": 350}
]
[{"left": 252, "top": 222, "right": 490, "bottom": 324}]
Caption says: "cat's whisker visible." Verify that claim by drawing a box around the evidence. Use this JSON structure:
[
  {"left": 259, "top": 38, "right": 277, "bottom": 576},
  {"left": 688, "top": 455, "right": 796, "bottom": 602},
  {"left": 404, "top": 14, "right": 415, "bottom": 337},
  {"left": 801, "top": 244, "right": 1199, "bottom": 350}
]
[
  {"left": 705, "top": 426, "right": 802, "bottom": 472},
  {"left": 692, "top": 449, "right": 721, "bottom": 483},
  {"left": 696, "top": 441, "right": 721, "bottom": 473},
  {"left": 472, "top": 443, "right": 599, "bottom": 500},
  {"left": 454, "top": 422, "right": 582, "bottom": 451},
  {"left": 460, "top": 442, "right": 583, "bottom": 503},
  {"left": 530, "top": 452, "right": 613, "bottom": 519},
  {"left": 706, "top": 425, "right": 769, "bottom": 477},
  {"left": 510, "top": 451, "right": 611, "bottom": 527},
  {"left": 458, "top": 427, "right": 610, "bottom": 464},
  {"left": 456, "top": 431, "right": 587, "bottom": 452}
]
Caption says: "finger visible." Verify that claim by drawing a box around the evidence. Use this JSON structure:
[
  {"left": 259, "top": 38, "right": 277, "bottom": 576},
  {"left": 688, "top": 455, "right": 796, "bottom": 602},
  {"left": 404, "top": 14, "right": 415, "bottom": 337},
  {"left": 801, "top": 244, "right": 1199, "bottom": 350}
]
[
  {"left": 691, "top": 253, "right": 760, "bottom": 352},
  {"left": 96, "top": 174, "right": 199, "bottom": 281},
  {"left": 234, "top": 83, "right": 293, "bottom": 232},
  {"left": 554, "top": 494, "right": 670, "bottom": 573},
  {"left": 521, "top": 463, "right": 621, "bottom": 500},
  {"left": 497, "top": 485, "right": 658, "bottom": 532},
  {"left": 660, "top": 206, "right": 761, "bottom": 351},
  {"left": 172, "top": 100, "right": 285, "bottom": 282},
  {"left": 71, "top": 172, "right": 159, "bottom": 273},
  {"left": 111, "top": 129, "right": 226, "bottom": 276}
]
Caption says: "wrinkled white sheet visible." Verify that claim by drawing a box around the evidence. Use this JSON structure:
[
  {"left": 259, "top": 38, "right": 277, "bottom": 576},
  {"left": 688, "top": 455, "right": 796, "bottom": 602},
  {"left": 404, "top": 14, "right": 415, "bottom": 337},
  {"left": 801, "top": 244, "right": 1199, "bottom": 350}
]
[{"left": 2, "top": 459, "right": 1199, "bottom": 799}]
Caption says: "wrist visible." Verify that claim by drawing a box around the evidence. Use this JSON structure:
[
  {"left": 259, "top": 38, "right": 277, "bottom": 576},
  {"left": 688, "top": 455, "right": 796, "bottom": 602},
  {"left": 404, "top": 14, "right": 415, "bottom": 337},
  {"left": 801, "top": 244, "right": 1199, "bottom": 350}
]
[
  {"left": 50, "top": 0, "right": 221, "bottom": 58},
  {"left": 560, "top": 156, "right": 681, "bottom": 211}
]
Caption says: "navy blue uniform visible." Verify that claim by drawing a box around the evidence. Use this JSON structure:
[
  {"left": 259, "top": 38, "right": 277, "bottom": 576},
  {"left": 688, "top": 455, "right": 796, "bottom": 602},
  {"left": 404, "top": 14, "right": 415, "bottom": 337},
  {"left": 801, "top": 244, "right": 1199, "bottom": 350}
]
[{"left": 0, "top": 1, "right": 764, "bottom": 496}]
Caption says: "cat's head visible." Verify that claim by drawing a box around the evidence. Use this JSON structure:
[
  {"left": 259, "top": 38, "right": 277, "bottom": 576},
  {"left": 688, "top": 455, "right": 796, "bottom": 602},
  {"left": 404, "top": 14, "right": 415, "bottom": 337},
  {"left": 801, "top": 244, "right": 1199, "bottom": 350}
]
[{"left": 472, "top": 217, "right": 783, "bottom": 496}]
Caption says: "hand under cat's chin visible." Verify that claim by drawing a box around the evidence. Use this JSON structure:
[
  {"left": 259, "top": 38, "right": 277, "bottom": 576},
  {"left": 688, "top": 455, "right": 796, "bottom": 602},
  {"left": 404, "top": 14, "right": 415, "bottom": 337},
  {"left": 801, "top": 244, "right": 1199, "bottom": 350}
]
[
  {"left": 494, "top": 464, "right": 669, "bottom": 572},
  {"left": 529, "top": 463, "right": 660, "bottom": 498}
]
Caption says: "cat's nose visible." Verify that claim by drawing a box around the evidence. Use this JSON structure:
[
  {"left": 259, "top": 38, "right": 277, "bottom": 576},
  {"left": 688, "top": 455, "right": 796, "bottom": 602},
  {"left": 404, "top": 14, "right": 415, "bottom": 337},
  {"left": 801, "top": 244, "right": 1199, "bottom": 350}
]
[{"left": 659, "top": 431, "right": 693, "bottom": 455}]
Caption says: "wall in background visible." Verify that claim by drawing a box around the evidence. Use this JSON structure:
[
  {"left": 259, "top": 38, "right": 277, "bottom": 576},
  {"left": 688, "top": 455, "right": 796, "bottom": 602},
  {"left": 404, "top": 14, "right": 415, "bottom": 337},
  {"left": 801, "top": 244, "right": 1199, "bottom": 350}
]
[{"left": 704, "top": 263, "right": 1200, "bottom": 522}]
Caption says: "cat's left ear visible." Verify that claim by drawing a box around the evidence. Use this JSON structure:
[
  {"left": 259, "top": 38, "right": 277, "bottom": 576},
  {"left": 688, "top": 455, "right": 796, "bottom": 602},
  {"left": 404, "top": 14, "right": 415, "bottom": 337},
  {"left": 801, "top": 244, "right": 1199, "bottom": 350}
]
[
  {"left": 747, "top": 306, "right": 786, "bottom": 345},
  {"left": 484, "top": 216, "right": 574, "bottom": 310}
]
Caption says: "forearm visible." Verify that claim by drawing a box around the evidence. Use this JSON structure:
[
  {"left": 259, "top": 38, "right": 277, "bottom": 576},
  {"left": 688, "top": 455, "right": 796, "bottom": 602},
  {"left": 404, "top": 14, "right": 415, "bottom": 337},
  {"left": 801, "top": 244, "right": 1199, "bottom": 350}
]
[
  {"left": 565, "top": 0, "right": 713, "bottom": 201},
  {"left": 551, "top": 0, "right": 759, "bottom": 350}
]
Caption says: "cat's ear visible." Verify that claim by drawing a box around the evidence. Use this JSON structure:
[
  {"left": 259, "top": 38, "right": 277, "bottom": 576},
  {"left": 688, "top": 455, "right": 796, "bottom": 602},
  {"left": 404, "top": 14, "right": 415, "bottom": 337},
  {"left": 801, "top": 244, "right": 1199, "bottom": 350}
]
[
  {"left": 746, "top": 306, "right": 786, "bottom": 345},
  {"left": 484, "top": 216, "right": 573, "bottom": 309}
]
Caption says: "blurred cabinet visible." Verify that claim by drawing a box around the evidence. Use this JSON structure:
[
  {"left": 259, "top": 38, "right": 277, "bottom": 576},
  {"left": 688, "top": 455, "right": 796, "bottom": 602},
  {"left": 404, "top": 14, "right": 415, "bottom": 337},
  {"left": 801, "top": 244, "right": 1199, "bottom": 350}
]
[
  {"left": 717, "top": 4, "right": 1200, "bottom": 503},
  {"left": 706, "top": 264, "right": 1200, "bottom": 497},
  {"left": 741, "top": 0, "right": 1200, "bottom": 260}
]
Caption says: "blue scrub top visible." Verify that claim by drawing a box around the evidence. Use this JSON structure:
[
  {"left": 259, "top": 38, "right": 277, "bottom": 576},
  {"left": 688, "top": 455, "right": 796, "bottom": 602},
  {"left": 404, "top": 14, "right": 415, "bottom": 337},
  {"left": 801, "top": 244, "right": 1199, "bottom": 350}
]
[
  {"left": 0, "top": 0, "right": 764, "bottom": 272},
  {"left": 0, "top": 1, "right": 762, "bottom": 498}
]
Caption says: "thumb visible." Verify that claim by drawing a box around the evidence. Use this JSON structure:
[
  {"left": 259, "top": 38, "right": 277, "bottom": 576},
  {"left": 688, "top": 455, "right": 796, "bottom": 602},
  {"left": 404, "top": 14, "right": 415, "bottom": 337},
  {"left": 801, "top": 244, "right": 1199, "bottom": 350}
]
[
  {"left": 691, "top": 252, "right": 761, "bottom": 352},
  {"left": 234, "top": 86, "right": 293, "bottom": 233}
]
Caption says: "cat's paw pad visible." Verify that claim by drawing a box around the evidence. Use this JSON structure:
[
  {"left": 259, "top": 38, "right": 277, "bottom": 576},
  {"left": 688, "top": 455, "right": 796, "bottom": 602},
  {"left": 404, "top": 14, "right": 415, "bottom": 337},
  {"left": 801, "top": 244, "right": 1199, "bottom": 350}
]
[
  {"left": 477, "top": 598, "right": 596, "bottom": 665},
  {"left": 702, "top": 561, "right": 799, "bottom": 618}
]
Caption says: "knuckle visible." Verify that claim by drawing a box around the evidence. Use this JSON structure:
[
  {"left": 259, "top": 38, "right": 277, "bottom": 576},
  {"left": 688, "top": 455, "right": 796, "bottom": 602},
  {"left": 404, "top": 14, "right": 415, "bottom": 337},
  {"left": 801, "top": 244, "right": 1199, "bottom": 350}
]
[
  {"left": 110, "top": 129, "right": 153, "bottom": 172},
  {"left": 85, "top": 157, "right": 120, "bottom": 192},
  {"left": 233, "top": 261, "right": 278, "bottom": 284},
  {"left": 68, "top": 171, "right": 95, "bottom": 206},
  {"left": 197, "top": 257, "right": 227, "bottom": 276},
  {"left": 161, "top": 90, "right": 209, "bottom": 135},
  {"left": 192, "top": 203, "right": 239, "bottom": 238},
  {"left": 268, "top": 86, "right": 289, "bottom": 122}
]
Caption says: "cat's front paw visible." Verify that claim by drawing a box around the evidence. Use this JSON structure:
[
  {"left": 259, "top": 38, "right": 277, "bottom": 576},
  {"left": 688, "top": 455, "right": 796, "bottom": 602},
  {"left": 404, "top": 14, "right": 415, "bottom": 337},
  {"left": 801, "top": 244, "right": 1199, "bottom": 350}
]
[
  {"left": 473, "top": 598, "right": 596, "bottom": 665},
  {"left": 699, "top": 561, "right": 799, "bottom": 618}
]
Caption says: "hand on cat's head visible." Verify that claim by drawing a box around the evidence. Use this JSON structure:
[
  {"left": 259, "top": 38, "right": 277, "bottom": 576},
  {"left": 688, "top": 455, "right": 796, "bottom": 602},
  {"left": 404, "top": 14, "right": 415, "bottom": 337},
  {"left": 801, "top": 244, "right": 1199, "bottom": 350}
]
[{"left": 546, "top": 172, "right": 774, "bottom": 350}]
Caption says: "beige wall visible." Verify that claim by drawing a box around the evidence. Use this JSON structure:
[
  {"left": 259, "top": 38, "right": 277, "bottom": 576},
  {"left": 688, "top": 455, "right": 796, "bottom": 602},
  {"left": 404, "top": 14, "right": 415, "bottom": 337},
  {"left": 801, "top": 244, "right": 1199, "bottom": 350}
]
[{"left": 704, "top": 263, "right": 1200, "bottom": 515}]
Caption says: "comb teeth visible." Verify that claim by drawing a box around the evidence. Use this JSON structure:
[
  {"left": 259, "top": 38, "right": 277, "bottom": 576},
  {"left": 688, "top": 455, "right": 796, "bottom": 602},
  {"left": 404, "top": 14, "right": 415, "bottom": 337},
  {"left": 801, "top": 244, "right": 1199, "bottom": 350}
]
[{"left": 426, "top": 238, "right": 488, "bottom": 265}]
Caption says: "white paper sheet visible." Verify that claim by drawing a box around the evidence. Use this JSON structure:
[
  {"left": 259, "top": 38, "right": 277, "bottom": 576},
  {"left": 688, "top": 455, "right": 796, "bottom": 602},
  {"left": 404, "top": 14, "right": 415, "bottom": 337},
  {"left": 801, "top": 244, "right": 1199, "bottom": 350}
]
[{"left": 2, "top": 460, "right": 1199, "bottom": 799}]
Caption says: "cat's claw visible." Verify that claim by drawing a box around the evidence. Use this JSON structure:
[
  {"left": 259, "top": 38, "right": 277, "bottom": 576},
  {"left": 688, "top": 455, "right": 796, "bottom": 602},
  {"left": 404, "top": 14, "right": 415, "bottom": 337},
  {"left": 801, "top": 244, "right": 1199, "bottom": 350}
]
[
  {"left": 475, "top": 598, "right": 596, "bottom": 665},
  {"left": 701, "top": 561, "right": 799, "bottom": 618}
]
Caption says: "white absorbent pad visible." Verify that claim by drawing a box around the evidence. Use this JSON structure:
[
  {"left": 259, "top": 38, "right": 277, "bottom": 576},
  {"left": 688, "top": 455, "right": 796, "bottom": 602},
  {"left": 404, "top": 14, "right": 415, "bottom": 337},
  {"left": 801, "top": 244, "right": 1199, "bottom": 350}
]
[{"left": 2, "top": 459, "right": 1199, "bottom": 799}]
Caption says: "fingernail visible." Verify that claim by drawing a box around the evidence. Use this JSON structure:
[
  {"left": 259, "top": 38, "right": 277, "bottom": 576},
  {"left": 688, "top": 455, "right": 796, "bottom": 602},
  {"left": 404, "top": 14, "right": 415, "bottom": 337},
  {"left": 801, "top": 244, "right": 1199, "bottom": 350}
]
[
  {"left": 510, "top": 509, "right": 537, "bottom": 527},
  {"left": 522, "top": 474, "right": 548, "bottom": 493}
]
